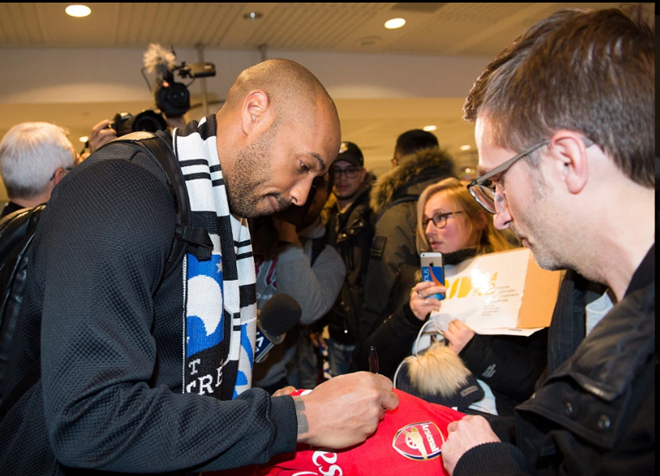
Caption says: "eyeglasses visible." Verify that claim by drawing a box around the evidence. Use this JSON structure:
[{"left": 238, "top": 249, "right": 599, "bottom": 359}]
[
  {"left": 331, "top": 166, "right": 360, "bottom": 179},
  {"left": 422, "top": 211, "right": 463, "bottom": 229},
  {"left": 49, "top": 167, "right": 73, "bottom": 181},
  {"left": 467, "top": 137, "right": 594, "bottom": 214}
]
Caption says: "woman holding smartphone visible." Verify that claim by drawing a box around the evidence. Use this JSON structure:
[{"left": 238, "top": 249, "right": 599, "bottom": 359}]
[{"left": 357, "top": 177, "right": 547, "bottom": 416}]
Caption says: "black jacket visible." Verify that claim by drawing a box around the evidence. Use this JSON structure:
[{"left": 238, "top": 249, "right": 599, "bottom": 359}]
[
  {"left": 322, "top": 175, "right": 375, "bottom": 343},
  {"left": 0, "top": 205, "right": 47, "bottom": 405},
  {"left": 455, "top": 246, "right": 655, "bottom": 476},
  {"left": 0, "top": 140, "right": 296, "bottom": 475}
]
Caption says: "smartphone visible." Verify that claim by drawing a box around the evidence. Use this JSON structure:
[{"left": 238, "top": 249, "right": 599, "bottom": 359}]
[{"left": 420, "top": 252, "right": 445, "bottom": 301}]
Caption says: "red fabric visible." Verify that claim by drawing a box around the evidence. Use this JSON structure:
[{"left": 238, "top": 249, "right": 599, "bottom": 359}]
[{"left": 209, "top": 388, "right": 464, "bottom": 476}]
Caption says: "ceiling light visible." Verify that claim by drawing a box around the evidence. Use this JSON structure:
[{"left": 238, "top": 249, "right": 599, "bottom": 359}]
[
  {"left": 384, "top": 18, "right": 406, "bottom": 29},
  {"left": 423, "top": 125, "right": 437, "bottom": 132},
  {"left": 243, "top": 11, "right": 263, "bottom": 21},
  {"left": 79, "top": 136, "right": 89, "bottom": 143},
  {"left": 65, "top": 5, "right": 91, "bottom": 18},
  {"left": 460, "top": 145, "right": 471, "bottom": 151}
]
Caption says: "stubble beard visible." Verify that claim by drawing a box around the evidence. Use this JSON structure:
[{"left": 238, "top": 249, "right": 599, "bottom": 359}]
[
  {"left": 224, "top": 124, "right": 287, "bottom": 218},
  {"left": 515, "top": 181, "right": 566, "bottom": 271}
]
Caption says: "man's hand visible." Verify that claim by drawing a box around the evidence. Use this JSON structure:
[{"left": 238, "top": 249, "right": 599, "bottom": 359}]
[
  {"left": 88, "top": 119, "right": 117, "bottom": 153},
  {"left": 442, "top": 415, "right": 501, "bottom": 475},
  {"left": 443, "top": 320, "right": 475, "bottom": 354},
  {"left": 292, "top": 372, "right": 398, "bottom": 449}
]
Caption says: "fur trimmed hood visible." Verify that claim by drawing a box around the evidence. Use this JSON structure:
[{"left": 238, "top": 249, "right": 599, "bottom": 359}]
[{"left": 370, "top": 147, "right": 455, "bottom": 216}]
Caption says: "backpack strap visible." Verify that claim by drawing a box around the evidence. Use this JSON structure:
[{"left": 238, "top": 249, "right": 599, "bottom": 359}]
[{"left": 109, "top": 131, "right": 213, "bottom": 278}]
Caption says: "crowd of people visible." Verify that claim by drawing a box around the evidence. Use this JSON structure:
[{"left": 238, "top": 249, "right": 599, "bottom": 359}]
[{"left": 0, "top": 4, "right": 654, "bottom": 476}]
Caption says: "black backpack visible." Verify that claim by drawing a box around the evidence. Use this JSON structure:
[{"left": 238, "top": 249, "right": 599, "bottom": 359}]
[{"left": 0, "top": 130, "right": 212, "bottom": 415}]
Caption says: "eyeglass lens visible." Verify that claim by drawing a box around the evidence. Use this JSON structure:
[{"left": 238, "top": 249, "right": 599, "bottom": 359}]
[
  {"left": 469, "top": 184, "right": 498, "bottom": 214},
  {"left": 423, "top": 213, "right": 450, "bottom": 229},
  {"left": 331, "top": 167, "right": 359, "bottom": 178}
]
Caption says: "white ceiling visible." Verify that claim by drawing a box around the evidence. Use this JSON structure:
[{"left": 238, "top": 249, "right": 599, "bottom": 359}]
[
  {"left": 0, "top": 2, "right": 647, "bottom": 200},
  {"left": 0, "top": 3, "right": 630, "bottom": 54}
]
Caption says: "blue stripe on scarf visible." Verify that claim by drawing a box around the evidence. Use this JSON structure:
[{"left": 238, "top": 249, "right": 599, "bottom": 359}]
[{"left": 186, "top": 253, "right": 224, "bottom": 358}]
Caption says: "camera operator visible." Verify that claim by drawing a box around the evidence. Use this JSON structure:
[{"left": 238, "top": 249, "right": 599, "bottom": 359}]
[
  {"left": 87, "top": 44, "right": 212, "bottom": 154},
  {"left": 87, "top": 114, "right": 186, "bottom": 154}
]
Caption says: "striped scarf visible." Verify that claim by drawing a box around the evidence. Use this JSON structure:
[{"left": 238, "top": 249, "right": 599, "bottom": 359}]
[{"left": 173, "top": 115, "right": 257, "bottom": 400}]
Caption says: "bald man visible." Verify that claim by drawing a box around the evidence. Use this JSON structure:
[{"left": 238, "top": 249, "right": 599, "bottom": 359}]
[{"left": 0, "top": 59, "right": 398, "bottom": 476}]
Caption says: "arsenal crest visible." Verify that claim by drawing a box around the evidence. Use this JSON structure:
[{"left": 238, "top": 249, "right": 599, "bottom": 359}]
[{"left": 392, "top": 422, "right": 445, "bottom": 461}]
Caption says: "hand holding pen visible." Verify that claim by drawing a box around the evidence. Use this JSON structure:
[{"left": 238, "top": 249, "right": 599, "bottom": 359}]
[{"left": 369, "top": 346, "right": 379, "bottom": 374}]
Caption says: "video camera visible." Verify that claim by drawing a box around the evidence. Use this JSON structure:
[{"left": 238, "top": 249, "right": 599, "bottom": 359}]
[
  {"left": 143, "top": 43, "right": 216, "bottom": 118},
  {"left": 109, "top": 44, "right": 217, "bottom": 138}
]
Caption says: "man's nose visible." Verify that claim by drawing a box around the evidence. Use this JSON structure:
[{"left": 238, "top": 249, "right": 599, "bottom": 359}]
[
  {"left": 493, "top": 203, "right": 512, "bottom": 230},
  {"left": 290, "top": 178, "right": 314, "bottom": 206}
]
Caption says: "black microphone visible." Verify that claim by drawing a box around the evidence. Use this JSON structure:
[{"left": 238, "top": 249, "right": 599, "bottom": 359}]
[{"left": 255, "top": 293, "right": 302, "bottom": 363}]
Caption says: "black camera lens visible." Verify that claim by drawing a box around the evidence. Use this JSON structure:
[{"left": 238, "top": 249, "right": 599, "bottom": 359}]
[
  {"left": 110, "top": 110, "right": 168, "bottom": 137},
  {"left": 132, "top": 110, "right": 168, "bottom": 133},
  {"left": 156, "top": 81, "right": 191, "bottom": 117}
]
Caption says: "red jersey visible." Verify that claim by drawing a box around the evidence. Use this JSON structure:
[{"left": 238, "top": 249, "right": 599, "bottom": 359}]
[{"left": 210, "top": 388, "right": 464, "bottom": 476}]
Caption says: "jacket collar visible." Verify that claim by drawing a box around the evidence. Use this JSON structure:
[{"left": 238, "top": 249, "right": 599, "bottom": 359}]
[{"left": 625, "top": 244, "right": 654, "bottom": 297}]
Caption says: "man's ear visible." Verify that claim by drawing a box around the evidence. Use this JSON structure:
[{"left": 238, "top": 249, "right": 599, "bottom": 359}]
[
  {"left": 241, "top": 90, "right": 273, "bottom": 137},
  {"left": 548, "top": 131, "right": 590, "bottom": 194},
  {"left": 53, "top": 167, "right": 69, "bottom": 185}
]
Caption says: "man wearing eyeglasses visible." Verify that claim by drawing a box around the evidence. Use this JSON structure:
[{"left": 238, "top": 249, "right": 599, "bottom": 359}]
[
  {"left": 441, "top": 5, "right": 655, "bottom": 476},
  {"left": 320, "top": 141, "right": 375, "bottom": 377}
]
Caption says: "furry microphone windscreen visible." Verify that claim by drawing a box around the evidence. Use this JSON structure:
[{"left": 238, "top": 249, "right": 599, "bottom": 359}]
[
  {"left": 404, "top": 342, "right": 472, "bottom": 397},
  {"left": 143, "top": 43, "right": 176, "bottom": 78}
]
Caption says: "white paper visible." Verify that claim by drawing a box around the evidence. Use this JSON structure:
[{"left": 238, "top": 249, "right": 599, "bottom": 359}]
[{"left": 430, "top": 249, "right": 541, "bottom": 336}]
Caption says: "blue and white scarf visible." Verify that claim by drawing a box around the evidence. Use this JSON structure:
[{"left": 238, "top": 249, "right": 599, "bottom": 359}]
[{"left": 173, "top": 115, "right": 257, "bottom": 400}]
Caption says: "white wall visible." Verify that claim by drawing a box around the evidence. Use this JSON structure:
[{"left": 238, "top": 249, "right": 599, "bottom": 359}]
[{"left": 0, "top": 47, "right": 490, "bottom": 104}]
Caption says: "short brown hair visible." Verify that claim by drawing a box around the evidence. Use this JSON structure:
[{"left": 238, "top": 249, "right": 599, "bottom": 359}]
[{"left": 463, "top": 5, "right": 655, "bottom": 188}]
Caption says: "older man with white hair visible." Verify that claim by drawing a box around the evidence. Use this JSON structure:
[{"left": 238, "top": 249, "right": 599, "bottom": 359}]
[{"left": 0, "top": 122, "right": 76, "bottom": 218}]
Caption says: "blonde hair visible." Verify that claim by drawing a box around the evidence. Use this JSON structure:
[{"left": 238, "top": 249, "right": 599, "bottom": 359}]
[{"left": 416, "top": 177, "right": 515, "bottom": 255}]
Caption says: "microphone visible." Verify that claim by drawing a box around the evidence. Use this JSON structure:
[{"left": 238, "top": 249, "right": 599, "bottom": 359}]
[
  {"left": 255, "top": 293, "right": 302, "bottom": 363},
  {"left": 143, "top": 43, "right": 176, "bottom": 78}
]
